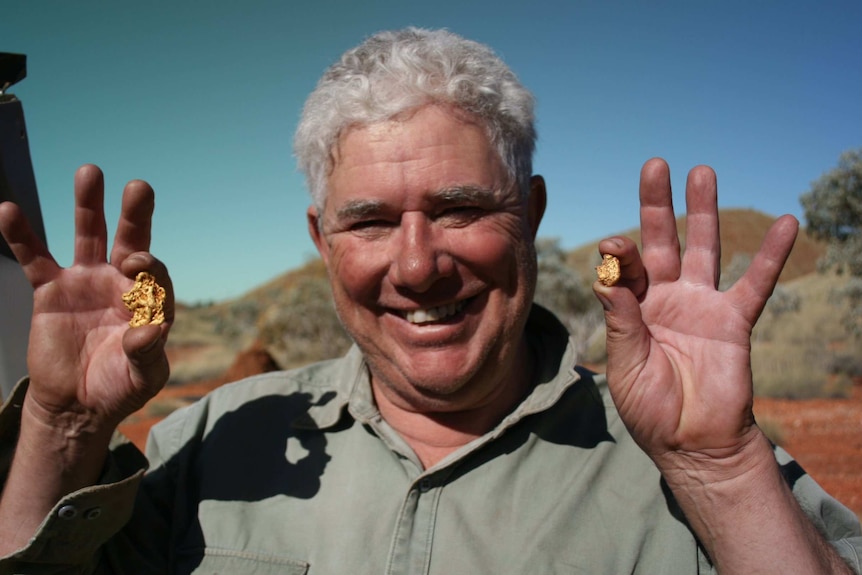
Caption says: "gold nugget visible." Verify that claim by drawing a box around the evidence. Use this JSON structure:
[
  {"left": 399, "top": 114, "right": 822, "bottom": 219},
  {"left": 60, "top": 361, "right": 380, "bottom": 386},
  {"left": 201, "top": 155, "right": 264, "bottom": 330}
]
[
  {"left": 122, "top": 271, "right": 166, "bottom": 327},
  {"left": 595, "top": 254, "right": 621, "bottom": 287}
]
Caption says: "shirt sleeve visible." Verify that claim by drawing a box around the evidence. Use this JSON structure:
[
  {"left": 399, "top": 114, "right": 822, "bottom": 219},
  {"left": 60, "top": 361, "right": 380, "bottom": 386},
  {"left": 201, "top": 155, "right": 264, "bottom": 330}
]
[
  {"left": 773, "top": 444, "right": 862, "bottom": 572},
  {"left": 0, "top": 379, "right": 148, "bottom": 575}
]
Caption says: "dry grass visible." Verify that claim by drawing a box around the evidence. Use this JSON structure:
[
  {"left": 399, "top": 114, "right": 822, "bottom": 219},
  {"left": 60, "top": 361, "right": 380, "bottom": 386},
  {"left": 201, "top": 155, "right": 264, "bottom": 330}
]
[{"left": 751, "top": 271, "right": 859, "bottom": 399}]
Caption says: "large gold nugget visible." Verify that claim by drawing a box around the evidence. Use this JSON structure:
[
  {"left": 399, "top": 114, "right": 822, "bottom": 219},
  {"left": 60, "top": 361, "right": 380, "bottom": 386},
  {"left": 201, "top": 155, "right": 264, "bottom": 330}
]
[
  {"left": 595, "top": 254, "right": 621, "bottom": 287},
  {"left": 122, "top": 271, "right": 166, "bottom": 327}
]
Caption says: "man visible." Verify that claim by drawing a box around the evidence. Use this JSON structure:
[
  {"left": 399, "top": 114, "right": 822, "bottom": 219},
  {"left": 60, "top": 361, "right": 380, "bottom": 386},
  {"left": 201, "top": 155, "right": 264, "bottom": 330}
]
[{"left": 0, "top": 27, "right": 860, "bottom": 574}]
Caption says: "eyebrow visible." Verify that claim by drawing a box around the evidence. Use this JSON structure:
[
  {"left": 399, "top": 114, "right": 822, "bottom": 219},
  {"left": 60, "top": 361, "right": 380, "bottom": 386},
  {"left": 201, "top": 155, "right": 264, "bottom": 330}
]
[
  {"left": 335, "top": 199, "right": 386, "bottom": 221},
  {"left": 434, "top": 185, "right": 498, "bottom": 205},
  {"left": 333, "top": 185, "right": 500, "bottom": 222}
]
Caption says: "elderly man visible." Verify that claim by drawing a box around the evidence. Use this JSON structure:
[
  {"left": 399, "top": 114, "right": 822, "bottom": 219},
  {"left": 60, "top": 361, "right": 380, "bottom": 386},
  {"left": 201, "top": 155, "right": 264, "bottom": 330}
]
[{"left": 0, "top": 28, "right": 860, "bottom": 574}]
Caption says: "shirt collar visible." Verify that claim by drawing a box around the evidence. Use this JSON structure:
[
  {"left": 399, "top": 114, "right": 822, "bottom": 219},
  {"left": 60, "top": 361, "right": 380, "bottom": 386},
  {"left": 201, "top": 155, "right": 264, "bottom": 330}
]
[{"left": 294, "top": 304, "right": 584, "bottom": 430}]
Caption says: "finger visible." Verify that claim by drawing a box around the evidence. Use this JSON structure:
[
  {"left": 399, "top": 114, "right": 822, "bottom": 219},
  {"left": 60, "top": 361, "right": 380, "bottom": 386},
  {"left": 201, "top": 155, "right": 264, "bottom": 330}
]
[
  {"left": 73, "top": 165, "right": 108, "bottom": 266},
  {"left": 0, "top": 201, "right": 61, "bottom": 288},
  {"left": 639, "top": 158, "right": 681, "bottom": 283},
  {"left": 110, "top": 179, "right": 154, "bottom": 266},
  {"left": 728, "top": 215, "right": 798, "bottom": 323},
  {"left": 680, "top": 166, "right": 721, "bottom": 287}
]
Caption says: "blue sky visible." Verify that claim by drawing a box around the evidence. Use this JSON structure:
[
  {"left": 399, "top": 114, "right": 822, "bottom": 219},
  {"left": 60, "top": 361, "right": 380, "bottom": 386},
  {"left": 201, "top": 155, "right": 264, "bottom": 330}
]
[{"left": 2, "top": 0, "right": 860, "bottom": 302}]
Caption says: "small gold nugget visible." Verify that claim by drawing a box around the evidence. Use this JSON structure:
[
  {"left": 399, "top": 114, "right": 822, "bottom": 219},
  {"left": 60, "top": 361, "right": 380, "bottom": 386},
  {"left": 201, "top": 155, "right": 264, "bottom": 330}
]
[
  {"left": 595, "top": 254, "right": 621, "bottom": 287},
  {"left": 122, "top": 271, "right": 166, "bottom": 327}
]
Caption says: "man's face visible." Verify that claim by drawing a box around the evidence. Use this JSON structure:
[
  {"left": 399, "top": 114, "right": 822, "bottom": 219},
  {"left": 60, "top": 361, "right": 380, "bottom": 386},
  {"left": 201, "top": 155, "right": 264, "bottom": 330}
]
[{"left": 308, "top": 104, "right": 545, "bottom": 412}]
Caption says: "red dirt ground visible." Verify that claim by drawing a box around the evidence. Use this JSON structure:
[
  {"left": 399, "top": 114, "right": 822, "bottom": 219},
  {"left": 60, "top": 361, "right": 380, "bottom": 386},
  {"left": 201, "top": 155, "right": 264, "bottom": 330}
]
[
  {"left": 119, "top": 380, "right": 862, "bottom": 521},
  {"left": 753, "top": 385, "right": 862, "bottom": 519}
]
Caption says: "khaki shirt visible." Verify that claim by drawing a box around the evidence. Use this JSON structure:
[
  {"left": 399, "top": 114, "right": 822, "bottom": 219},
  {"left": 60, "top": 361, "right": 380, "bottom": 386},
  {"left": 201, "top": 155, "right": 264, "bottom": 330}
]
[{"left": 2, "top": 306, "right": 861, "bottom": 574}]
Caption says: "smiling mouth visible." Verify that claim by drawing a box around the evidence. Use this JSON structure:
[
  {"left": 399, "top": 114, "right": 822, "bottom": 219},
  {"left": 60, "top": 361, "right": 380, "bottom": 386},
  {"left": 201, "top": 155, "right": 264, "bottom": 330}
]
[{"left": 403, "top": 300, "right": 466, "bottom": 325}]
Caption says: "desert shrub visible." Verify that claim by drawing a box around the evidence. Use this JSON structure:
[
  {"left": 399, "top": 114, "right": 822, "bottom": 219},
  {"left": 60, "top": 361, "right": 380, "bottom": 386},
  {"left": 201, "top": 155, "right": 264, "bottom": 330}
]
[
  {"left": 753, "top": 286, "right": 803, "bottom": 342},
  {"left": 534, "top": 238, "right": 594, "bottom": 315},
  {"left": 214, "top": 300, "right": 262, "bottom": 339},
  {"left": 801, "top": 148, "right": 862, "bottom": 337},
  {"left": 257, "top": 276, "right": 353, "bottom": 369},
  {"left": 752, "top": 342, "right": 852, "bottom": 399},
  {"left": 837, "top": 277, "right": 862, "bottom": 337},
  {"left": 827, "top": 353, "right": 862, "bottom": 379},
  {"left": 719, "top": 253, "right": 752, "bottom": 291},
  {"left": 534, "top": 238, "right": 604, "bottom": 356}
]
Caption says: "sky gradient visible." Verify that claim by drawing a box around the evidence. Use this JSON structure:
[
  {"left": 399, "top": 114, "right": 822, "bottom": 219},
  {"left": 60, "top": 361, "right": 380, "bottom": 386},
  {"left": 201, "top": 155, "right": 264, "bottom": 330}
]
[{"left": 3, "top": 0, "right": 861, "bottom": 302}]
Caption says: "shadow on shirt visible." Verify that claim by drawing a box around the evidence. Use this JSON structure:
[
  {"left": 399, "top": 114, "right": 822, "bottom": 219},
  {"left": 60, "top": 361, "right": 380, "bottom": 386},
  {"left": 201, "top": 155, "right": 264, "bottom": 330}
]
[
  {"left": 190, "top": 391, "right": 338, "bottom": 502},
  {"left": 123, "top": 390, "right": 342, "bottom": 572}
]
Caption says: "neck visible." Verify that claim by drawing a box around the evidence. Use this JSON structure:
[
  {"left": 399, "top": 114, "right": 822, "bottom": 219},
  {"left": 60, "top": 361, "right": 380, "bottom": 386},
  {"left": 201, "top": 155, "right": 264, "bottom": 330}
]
[{"left": 373, "top": 338, "right": 535, "bottom": 469}]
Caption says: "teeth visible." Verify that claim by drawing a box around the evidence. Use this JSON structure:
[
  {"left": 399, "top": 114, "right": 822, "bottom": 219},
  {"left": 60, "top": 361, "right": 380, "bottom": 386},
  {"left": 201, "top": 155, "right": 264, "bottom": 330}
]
[{"left": 405, "top": 301, "right": 464, "bottom": 324}]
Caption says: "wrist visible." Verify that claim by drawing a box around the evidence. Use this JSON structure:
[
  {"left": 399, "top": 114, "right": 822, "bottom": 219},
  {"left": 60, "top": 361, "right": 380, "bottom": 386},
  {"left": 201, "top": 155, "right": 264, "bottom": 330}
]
[
  {"left": 654, "top": 430, "right": 852, "bottom": 573},
  {"left": 18, "top": 392, "right": 116, "bottom": 473},
  {"left": 0, "top": 395, "right": 114, "bottom": 557},
  {"left": 654, "top": 426, "right": 775, "bottom": 492}
]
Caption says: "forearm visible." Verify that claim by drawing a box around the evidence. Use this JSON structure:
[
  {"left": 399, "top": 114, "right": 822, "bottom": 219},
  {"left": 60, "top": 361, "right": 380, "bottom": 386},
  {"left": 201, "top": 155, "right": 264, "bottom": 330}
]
[
  {"left": 0, "top": 392, "right": 114, "bottom": 556},
  {"left": 661, "top": 431, "right": 854, "bottom": 574}
]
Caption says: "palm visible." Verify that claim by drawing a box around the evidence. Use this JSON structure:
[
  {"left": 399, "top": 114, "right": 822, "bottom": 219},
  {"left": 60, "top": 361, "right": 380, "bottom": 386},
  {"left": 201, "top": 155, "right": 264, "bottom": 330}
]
[
  {"left": 28, "top": 267, "right": 137, "bottom": 416},
  {"left": 613, "top": 282, "right": 754, "bottom": 456}
]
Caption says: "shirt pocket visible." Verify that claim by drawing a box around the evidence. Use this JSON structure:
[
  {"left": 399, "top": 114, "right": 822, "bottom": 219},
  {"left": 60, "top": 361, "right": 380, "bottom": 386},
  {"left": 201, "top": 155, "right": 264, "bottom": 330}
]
[{"left": 182, "top": 547, "right": 309, "bottom": 574}]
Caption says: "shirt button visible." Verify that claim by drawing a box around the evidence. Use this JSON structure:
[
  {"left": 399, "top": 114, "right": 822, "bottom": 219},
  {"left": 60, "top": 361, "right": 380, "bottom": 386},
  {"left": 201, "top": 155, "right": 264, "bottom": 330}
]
[
  {"left": 57, "top": 505, "right": 78, "bottom": 519},
  {"left": 418, "top": 478, "right": 432, "bottom": 492},
  {"left": 84, "top": 507, "right": 102, "bottom": 520}
]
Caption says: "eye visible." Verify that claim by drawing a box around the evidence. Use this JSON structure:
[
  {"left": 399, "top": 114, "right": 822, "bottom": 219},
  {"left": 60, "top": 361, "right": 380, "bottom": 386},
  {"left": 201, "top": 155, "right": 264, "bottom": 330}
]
[
  {"left": 437, "top": 205, "right": 485, "bottom": 225},
  {"left": 348, "top": 219, "right": 396, "bottom": 237},
  {"left": 351, "top": 219, "right": 387, "bottom": 229}
]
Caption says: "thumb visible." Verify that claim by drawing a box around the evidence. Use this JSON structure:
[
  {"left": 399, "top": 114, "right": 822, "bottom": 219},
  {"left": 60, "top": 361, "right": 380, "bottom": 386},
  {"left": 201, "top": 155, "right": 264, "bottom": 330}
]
[
  {"left": 122, "top": 325, "right": 170, "bottom": 398},
  {"left": 593, "top": 282, "right": 649, "bottom": 383}
]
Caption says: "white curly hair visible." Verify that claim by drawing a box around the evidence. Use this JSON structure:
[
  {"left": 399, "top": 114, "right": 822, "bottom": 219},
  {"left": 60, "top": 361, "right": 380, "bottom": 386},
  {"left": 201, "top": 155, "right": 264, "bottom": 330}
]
[{"left": 293, "top": 27, "right": 537, "bottom": 211}]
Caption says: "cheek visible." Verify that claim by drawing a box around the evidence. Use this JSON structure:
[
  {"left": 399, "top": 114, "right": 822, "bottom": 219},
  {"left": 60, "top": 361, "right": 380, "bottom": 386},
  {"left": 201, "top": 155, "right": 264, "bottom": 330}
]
[
  {"left": 328, "top": 241, "right": 387, "bottom": 303},
  {"left": 452, "top": 228, "right": 532, "bottom": 290}
]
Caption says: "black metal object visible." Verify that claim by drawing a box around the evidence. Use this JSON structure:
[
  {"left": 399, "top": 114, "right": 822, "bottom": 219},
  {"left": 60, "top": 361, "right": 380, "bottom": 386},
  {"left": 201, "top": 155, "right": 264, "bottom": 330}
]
[
  {"left": 0, "top": 52, "right": 45, "bottom": 260},
  {"left": 0, "top": 52, "right": 26, "bottom": 92}
]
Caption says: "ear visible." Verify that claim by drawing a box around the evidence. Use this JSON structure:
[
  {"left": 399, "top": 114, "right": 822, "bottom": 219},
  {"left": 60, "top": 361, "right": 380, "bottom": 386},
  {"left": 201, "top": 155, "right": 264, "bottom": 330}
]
[
  {"left": 527, "top": 175, "right": 547, "bottom": 238},
  {"left": 307, "top": 205, "right": 330, "bottom": 266}
]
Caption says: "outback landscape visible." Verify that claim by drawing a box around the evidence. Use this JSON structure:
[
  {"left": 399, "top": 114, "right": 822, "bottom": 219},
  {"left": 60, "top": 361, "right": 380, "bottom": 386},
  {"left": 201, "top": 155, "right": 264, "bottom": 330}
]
[{"left": 118, "top": 209, "right": 862, "bottom": 519}]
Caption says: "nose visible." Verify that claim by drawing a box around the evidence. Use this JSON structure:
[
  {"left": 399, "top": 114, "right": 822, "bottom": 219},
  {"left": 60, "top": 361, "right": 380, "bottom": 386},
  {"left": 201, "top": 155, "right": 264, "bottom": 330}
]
[{"left": 388, "top": 212, "right": 454, "bottom": 292}]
